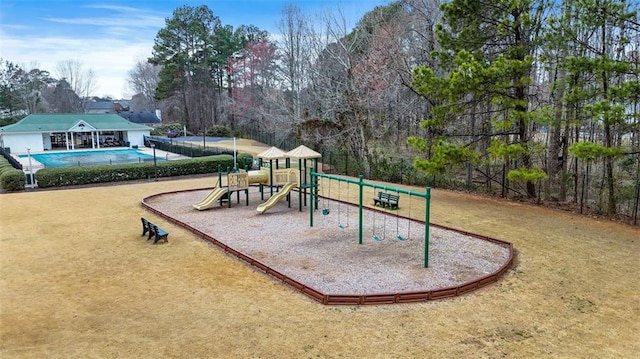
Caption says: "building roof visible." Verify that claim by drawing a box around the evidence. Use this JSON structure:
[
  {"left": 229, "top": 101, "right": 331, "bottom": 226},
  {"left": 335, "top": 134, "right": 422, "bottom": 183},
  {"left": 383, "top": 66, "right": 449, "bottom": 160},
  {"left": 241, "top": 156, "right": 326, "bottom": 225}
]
[
  {"left": 84, "top": 101, "right": 114, "bottom": 112},
  {"left": 0, "top": 113, "right": 151, "bottom": 133},
  {"left": 118, "top": 111, "right": 161, "bottom": 124}
]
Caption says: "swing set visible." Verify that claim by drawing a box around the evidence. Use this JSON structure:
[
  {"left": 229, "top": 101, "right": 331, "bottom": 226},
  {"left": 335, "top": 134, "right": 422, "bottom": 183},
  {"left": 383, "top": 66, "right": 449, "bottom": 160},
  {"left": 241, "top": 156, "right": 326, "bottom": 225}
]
[
  {"left": 371, "top": 189, "right": 411, "bottom": 241},
  {"left": 320, "top": 178, "right": 350, "bottom": 229},
  {"left": 311, "top": 172, "right": 432, "bottom": 267}
]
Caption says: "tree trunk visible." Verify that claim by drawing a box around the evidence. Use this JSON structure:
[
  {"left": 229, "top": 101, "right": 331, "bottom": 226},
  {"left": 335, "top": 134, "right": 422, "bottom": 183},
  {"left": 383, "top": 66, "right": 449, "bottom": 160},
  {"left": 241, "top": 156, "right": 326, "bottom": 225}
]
[
  {"left": 604, "top": 124, "right": 616, "bottom": 214},
  {"left": 548, "top": 62, "right": 566, "bottom": 201},
  {"left": 513, "top": 9, "right": 535, "bottom": 198},
  {"left": 601, "top": 12, "right": 616, "bottom": 214}
]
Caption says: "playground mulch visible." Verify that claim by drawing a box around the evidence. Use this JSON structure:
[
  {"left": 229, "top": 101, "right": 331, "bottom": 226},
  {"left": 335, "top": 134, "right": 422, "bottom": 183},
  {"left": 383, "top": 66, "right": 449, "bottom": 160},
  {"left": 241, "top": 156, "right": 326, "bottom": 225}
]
[
  {"left": 1, "top": 176, "right": 638, "bottom": 358},
  {"left": 144, "top": 185, "right": 512, "bottom": 297}
]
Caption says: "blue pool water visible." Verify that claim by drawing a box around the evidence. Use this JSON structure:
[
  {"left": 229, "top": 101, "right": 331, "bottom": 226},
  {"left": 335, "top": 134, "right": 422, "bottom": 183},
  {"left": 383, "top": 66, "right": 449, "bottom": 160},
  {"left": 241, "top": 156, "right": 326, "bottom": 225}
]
[{"left": 20, "top": 149, "right": 162, "bottom": 168}]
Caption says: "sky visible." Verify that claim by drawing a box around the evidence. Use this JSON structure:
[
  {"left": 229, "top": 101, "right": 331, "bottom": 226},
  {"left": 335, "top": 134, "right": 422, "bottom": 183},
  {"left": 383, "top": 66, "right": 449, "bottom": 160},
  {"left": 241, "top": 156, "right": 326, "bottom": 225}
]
[{"left": 0, "top": 0, "right": 392, "bottom": 99}]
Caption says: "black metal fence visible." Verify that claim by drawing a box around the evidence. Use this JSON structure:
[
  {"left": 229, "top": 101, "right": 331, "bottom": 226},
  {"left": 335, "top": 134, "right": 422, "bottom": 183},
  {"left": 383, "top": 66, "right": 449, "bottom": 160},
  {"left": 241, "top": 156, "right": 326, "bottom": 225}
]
[
  {"left": 0, "top": 147, "right": 23, "bottom": 170},
  {"left": 145, "top": 136, "right": 237, "bottom": 158},
  {"left": 144, "top": 136, "right": 254, "bottom": 169},
  {"left": 241, "top": 130, "right": 438, "bottom": 187}
]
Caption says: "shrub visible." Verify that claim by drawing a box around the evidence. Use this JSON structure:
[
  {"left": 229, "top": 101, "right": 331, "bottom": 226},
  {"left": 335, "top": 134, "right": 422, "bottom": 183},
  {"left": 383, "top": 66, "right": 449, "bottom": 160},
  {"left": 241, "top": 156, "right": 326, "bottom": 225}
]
[
  {"left": 231, "top": 128, "right": 245, "bottom": 138},
  {"left": 149, "top": 141, "right": 252, "bottom": 170},
  {"left": 236, "top": 153, "right": 254, "bottom": 170},
  {"left": 206, "top": 125, "right": 232, "bottom": 137},
  {"left": 35, "top": 155, "right": 234, "bottom": 188},
  {"left": 0, "top": 156, "right": 26, "bottom": 191},
  {"left": 0, "top": 163, "right": 15, "bottom": 171},
  {"left": 0, "top": 168, "right": 26, "bottom": 191},
  {"left": 151, "top": 123, "right": 185, "bottom": 136}
]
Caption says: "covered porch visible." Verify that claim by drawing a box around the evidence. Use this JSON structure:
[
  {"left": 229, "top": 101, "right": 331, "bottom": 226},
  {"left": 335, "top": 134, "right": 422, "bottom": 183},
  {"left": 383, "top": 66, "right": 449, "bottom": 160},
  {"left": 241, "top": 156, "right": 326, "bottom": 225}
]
[{"left": 48, "top": 130, "right": 128, "bottom": 150}]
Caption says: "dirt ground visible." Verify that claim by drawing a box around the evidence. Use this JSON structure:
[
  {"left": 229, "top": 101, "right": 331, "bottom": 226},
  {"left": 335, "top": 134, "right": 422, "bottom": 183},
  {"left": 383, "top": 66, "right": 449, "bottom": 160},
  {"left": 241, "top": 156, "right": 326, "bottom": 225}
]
[
  {"left": 190, "top": 138, "right": 272, "bottom": 156},
  {"left": 1, "top": 173, "right": 639, "bottom": 358}
]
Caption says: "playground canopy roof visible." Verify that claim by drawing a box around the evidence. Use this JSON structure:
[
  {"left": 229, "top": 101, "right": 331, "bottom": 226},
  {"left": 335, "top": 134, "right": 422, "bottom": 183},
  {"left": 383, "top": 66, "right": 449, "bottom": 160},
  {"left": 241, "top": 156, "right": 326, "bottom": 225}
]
[
  {"left": 286, "top": 145, "right": 321, "bottom": 159},
  {"left": 257, "top": 146, "right": 287, "bottom": 159}
]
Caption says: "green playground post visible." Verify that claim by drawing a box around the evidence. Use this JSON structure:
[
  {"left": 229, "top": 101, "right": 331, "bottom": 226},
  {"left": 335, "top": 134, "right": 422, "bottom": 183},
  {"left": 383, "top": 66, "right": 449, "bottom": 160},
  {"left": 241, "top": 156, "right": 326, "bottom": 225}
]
[
  {"left": 358, "top": 175, "right": 364, "bottom": 245},
  {"left": 226, "top": 166, "right": 231, "bottom": 208},
  {"left": 310, "top": 171, "right": 431, "bottom": 266},
  {"left": 298, "top": 158, "right": 303, "bottom": 212},
  {"left": 425, "top": 187, "right": 431, "bottom": 267},
  {"left": 310, "top": 175, "right": 315, "bottom": 227}
]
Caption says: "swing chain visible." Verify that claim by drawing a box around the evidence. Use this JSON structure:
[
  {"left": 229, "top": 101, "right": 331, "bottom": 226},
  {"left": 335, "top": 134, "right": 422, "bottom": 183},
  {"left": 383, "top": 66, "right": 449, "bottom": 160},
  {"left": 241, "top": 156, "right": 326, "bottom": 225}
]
[
  {"left": 322, "top": 177, "right": 330, "bottom": 216},
  {"left": 338, "top": 180, "right": 349, "bottom": 229}
]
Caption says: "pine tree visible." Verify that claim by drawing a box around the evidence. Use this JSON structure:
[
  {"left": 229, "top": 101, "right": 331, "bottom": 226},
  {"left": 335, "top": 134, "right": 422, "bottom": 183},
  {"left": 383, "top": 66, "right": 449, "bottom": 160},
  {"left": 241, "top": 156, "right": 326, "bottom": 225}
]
[
  {"left": 559, "top": 0, "right": 639, "bottom": 214},
  {"left": 410, "top": 0, "right": 550, "bottom": 198}
]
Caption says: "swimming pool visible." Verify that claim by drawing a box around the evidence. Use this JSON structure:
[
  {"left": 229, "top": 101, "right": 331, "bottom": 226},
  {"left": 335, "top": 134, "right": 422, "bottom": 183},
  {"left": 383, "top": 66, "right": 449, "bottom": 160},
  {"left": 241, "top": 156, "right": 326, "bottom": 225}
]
[{"left": 20, "top": 149, "right": 162, "bottom": 168}]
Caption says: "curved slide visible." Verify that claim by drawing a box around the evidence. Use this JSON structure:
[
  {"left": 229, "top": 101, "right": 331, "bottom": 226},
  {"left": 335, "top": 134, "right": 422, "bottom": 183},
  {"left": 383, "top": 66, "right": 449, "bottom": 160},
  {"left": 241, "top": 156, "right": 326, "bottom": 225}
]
[
  {"left": 193, "top": 187, "right": 229, "bottom": 211},
  {"left": 256, "top": 182, "right": 297, "bottom": 214}
]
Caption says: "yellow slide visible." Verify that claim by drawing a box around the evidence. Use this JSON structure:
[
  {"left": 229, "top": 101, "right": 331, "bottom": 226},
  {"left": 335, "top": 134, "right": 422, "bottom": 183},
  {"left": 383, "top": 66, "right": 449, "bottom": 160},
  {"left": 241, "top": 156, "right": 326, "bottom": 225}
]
[
  {"left": 193, "top": 187, "right": 229, "bottom": 211},
  {"left": 256, "top": 182, "right": 297, "bottom": 214}
]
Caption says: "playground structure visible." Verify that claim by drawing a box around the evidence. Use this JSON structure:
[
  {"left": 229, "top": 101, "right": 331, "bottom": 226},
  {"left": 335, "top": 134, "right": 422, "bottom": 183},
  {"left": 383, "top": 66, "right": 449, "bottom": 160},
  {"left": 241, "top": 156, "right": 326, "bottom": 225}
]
[
  {"left": 193, "top": 145, "right": 321, "bottom": 214},
  {"left": 192, "top": 168, "right": 266, "bottom": 210},
  {"left": 192, "top": 166, "right": 300, "bottom": 212},
  {"left": 144, "top": 182, "right": 514, "bottom": 305},
  {"left": 144, "top": 143, "right": 515, "bottom": 305},
  {"left": 192, "top": 144, "right": 433, "bottom": 266}
]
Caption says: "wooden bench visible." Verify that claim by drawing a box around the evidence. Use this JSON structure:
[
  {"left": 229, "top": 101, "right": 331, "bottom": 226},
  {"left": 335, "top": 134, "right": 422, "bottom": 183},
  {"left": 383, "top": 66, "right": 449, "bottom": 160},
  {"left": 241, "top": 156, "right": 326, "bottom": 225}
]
[
  {"left": 373, "top": 192, "right": 400, "bottom": 209},
  {"left": 140, "top": 217, "right": 169, "bottom": 244}
]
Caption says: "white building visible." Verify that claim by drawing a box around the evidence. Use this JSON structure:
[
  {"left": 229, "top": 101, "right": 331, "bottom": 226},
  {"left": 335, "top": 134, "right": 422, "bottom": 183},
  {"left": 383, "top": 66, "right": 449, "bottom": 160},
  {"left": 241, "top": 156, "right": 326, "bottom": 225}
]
[{"left": 0, "top": 113, "right": 152, "bottom": 154}]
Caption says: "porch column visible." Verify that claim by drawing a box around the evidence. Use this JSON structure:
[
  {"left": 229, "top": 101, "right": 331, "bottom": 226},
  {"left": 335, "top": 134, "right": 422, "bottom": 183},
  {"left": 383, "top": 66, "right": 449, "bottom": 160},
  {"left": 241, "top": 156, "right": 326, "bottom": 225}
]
[
  {"left": 66, "top": 132, "right": 70, "bottom": 150},
  {"left": 71, "top": 132, "right": 75, "bottom": 150}
]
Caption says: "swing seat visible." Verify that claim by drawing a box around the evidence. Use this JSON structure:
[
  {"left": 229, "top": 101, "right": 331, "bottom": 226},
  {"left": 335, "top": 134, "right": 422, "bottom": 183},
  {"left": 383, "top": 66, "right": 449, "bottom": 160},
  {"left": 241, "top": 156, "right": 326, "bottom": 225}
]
[
  {"left": 372, "top": 234, "right": 381, "bottom": 241},
  {"left": 396, "top": 234, "right": 405, "bottom": 241},
  {"left": 322, "top": 208, "right": 330, "bottom": 215},
  {"left": 338, "top": 223, "right": 348, "bottom": 229}
]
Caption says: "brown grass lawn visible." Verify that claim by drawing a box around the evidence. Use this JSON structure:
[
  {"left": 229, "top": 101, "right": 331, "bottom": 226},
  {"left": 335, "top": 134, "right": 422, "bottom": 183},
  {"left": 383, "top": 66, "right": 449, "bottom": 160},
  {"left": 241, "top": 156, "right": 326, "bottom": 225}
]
[{"left": 1, "top": 175, "right": 638, "bottom": 358}]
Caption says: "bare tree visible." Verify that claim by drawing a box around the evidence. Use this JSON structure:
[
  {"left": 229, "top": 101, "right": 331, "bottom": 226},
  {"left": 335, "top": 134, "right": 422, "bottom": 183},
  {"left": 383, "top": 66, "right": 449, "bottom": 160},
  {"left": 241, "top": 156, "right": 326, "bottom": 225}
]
[
  {"left": 127, "top": 59, "right": 160, "bottom": 110},
  {"left": 301, "top": 4, "right": 418, "bottom": 174},
  {"left": 55, "top": 59, "right": 97, "bottom": 102},
  {"left": 277, "top": 4, "right": 313, "bottom": 125},
  {"left": 41, "top": 79, "right": 82, "bottom": 113}
]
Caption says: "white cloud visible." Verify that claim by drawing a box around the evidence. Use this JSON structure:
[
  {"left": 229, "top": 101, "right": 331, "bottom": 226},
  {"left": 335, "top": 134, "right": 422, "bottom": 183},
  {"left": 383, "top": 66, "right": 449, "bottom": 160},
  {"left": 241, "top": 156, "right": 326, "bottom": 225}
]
[
  {"left": 1, "top": 0, "right": 392, "bottom": 99},
  {"left": 1, "top": 5, "right": 163, "bottom": 99},
  {"left": 1, "top": 27, "right": 155, "bottom": 98}
]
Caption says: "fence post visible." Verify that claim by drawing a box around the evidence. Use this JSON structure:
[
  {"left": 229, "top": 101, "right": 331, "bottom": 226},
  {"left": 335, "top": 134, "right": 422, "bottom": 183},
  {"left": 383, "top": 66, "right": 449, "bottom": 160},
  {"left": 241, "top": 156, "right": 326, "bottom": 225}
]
[
  {"left": 345, "top": 151, "right": 348, "bottom": 176},
  {"left": 310, "top": 172, "right": 315, "bottom": 227},
  {"left": 358, "top": 175, "right": 364, "bottom": 245}
]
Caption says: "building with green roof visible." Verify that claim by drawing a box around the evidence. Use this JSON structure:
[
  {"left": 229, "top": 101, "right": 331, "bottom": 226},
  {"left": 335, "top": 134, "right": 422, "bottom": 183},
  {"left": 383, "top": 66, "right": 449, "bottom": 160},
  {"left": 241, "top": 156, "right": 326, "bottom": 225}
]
[{"left": 0, "top": 113, "right": 151, "bottom": 154}]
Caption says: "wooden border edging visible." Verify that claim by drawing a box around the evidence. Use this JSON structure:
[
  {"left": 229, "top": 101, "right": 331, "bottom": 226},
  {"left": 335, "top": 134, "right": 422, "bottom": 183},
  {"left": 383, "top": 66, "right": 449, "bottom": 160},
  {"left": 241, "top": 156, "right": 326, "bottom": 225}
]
[{"left": 142, "top": 189, "right": 515, "bottom": 305}]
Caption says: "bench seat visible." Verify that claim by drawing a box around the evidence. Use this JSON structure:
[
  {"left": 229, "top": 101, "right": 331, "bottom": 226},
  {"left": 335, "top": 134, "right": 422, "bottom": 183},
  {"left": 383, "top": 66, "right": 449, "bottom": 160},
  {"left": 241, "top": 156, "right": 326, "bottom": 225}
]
[
  {"left": 373, "top": 192, "right": 400, "bottom": 209},
  {"left": 140, "top": 217, "right": 169, "bottom": 244},
  {"left": 150, "top": 224, "right": 169, "bottom": 244}
]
